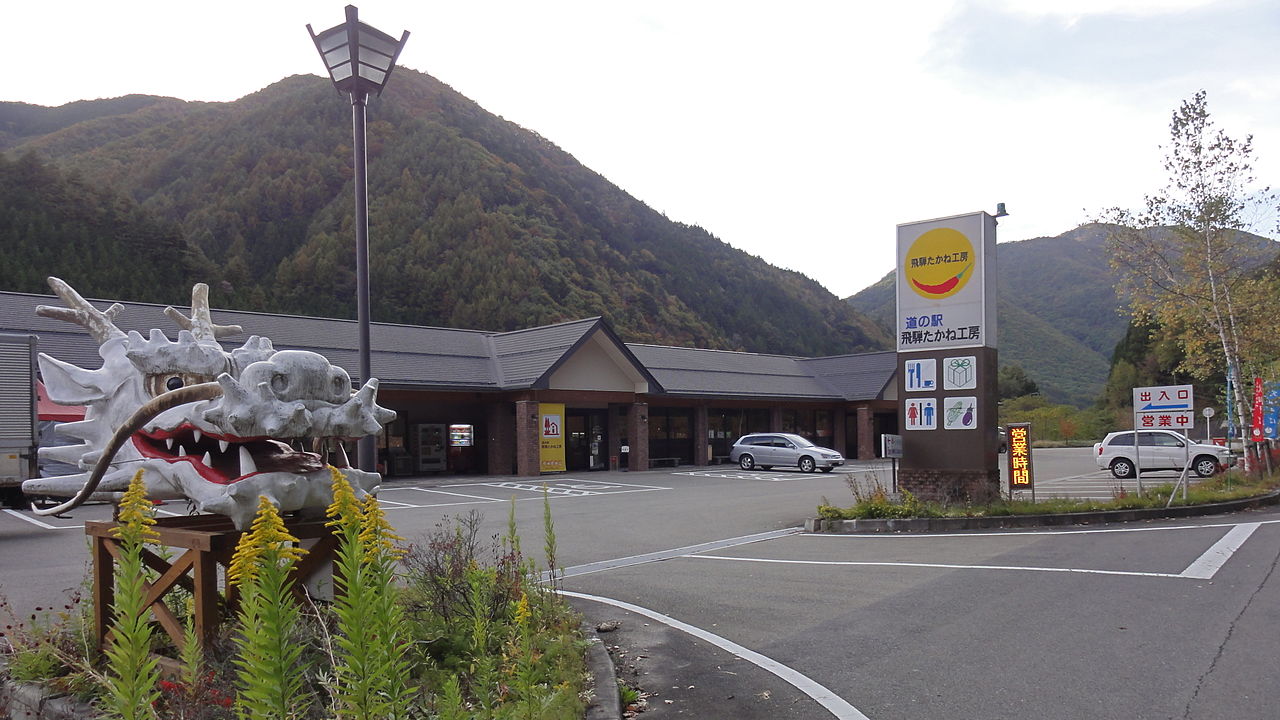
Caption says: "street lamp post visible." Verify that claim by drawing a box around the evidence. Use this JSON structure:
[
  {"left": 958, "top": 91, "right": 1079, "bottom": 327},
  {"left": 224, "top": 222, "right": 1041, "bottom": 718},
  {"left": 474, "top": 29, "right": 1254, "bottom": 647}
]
[{"left": 308, "top": 5, "right": 409, "bottom": 473}]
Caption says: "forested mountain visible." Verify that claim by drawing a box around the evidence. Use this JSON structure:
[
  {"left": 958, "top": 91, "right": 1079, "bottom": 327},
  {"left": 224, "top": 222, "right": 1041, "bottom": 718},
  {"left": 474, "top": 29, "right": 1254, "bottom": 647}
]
[
  {"left": 0, "top": 153, "right": 213, "bottom": 303},
  {"left": 0, "top": 71, "right": 889, "bottom": 357}
]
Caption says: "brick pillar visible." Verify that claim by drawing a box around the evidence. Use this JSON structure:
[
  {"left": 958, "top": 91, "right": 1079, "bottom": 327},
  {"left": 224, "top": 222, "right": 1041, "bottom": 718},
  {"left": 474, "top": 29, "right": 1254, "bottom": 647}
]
[
  {"left": 628, "top": 402, "right": 649, "bottom": 471},
  {"left": 833, "top": 410, "right": 847, "bottom": 458},
  {"left": 857, "top": 406, "right": 874, "bottom": 460},
  {"left": 694, "top": 405, "right": 709, "bottom": 465},
  {"left": 487, "top": 402, "right": 515, "bottom": 475},
  {"left": 516, "top": 400, "right": 540, "bottom": 476},
  {"left": 770, "top": 406, "right": 783, "bottom": 432}
]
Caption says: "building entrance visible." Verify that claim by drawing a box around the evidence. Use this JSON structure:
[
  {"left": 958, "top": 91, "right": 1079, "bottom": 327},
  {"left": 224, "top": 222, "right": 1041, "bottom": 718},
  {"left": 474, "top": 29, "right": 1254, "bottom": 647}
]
[{"left": 566, "top": 411, "right": 607, "bottom": 471}]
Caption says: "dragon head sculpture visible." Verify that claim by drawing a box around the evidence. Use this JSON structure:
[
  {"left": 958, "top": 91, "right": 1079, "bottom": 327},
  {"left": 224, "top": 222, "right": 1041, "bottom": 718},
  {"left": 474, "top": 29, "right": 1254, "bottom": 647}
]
[{"left": 22, "top": 277, "right": 396, "bottom": 529}]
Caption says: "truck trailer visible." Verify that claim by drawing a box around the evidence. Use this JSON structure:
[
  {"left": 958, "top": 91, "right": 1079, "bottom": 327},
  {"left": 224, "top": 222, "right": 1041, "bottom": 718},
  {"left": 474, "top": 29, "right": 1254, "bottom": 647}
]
[{"left": 0, "top": 333, "right": 38, "bottom": 506}]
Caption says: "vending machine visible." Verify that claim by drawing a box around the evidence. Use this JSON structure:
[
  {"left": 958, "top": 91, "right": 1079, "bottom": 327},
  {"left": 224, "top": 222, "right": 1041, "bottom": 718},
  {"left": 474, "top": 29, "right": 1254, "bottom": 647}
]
[
  {"left": 448, "top": 424, "right": 475, "bottom": 473},
  {"left": 414, "top": 424, "right": 447, "bottom": 473}
]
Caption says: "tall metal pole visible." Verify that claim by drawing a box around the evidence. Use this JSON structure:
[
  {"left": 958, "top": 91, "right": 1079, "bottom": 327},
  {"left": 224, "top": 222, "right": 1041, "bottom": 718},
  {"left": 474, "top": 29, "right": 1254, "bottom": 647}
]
[{"left": 351, "top": 92, "right": 375, "bottom": 473}]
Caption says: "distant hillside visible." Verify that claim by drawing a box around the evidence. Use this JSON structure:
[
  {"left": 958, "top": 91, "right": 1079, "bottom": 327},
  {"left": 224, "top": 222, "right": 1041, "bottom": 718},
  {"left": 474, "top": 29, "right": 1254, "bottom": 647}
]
[
  {"left": 1, "top": 71, "right": 890, "bottom": 357},
  {"left": 0, "top": 152, "right": 210, "bottom": 304},
  {"left": 848, "top": 225, "right": 1128, "bottom": 406}
]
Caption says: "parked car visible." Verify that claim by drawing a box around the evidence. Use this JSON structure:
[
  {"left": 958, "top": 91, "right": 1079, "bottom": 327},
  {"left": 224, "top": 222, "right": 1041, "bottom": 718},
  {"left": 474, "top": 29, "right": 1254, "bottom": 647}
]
[
  {"left": 729, "top": 433, "right": 844, "bottom": 472},
  {"left": 1093, "top": 430, "right": 1234, "bottom": 479}
]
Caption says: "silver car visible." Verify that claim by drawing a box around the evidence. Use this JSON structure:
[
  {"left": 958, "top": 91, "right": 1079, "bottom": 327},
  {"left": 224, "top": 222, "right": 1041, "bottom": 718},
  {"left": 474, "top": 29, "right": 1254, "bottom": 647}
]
[
  {"left": 729, "top": 433, "right": 844, "bottom": 473},
  {"left": 1093, "top": 429, "right": 1234, "bottom": 479}
]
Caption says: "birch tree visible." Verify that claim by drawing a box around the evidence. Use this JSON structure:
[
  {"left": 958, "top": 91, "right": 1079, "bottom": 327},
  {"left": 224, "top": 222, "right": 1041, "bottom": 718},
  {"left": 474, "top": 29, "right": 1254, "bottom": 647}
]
[{"left": 1099, "top": 91, "right": 1279, "bottom": 466}]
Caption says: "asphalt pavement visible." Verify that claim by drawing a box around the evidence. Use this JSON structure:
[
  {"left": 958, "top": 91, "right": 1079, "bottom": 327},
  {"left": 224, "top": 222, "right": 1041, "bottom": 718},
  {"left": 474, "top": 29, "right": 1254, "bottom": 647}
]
[{"left": 3, "top": 451, "right": 1278, "bottom": 719}]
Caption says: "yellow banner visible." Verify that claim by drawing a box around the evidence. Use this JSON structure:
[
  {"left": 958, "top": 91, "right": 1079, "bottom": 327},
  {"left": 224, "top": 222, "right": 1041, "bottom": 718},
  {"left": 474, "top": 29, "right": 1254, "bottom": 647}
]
[{"left": 539, "top": 403, "right": 566, "bottom": 473}]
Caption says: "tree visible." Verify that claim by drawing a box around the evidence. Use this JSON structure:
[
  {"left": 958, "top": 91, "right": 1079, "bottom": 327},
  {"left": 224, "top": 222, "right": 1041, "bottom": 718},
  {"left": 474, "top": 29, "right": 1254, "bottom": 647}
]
[
  {"left": 998, "top": 364, "right": 1039, "bottom": 400},
  {"left": 1099, "top": 91, "right": 1280, "bottom": 469}
]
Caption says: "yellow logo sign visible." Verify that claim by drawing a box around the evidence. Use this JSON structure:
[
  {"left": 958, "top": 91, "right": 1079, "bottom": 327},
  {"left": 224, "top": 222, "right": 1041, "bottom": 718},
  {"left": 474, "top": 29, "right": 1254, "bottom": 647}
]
[{"left": 903, "top": 228, "right": 975, "bottom": 300}]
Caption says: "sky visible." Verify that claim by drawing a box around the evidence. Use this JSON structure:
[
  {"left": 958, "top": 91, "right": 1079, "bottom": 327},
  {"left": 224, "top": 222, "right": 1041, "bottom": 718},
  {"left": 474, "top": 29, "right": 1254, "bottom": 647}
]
[{"left": 6, "top": 0, "right": 1279, "bottom": 298}]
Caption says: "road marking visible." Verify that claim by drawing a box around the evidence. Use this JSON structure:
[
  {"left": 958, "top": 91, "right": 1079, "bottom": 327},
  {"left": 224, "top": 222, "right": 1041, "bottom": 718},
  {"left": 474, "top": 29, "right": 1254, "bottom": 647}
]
[
  {"left": 2, "top": 509, "right": 80, "bottom": 530},
  {"left": 800, "top": 518, "right": 1280, "bottom": 540},
  {"left": 400, "top": 487, "right": 505, "bottom": 502},
  {"left": 1180, "top": 522, "right": 1260, "bottom": 579},
  {"left": 686, "top": 554, "right": 1187, "bottom": 579},
  {"left": 677, "top": 470, "right": 797, "bottom": 481},
  {"left": 554, "top": 528, "right": 801, "bottom": 579},
  {"left": 561, "top": 590, "right": 870, "bottom": 720}
]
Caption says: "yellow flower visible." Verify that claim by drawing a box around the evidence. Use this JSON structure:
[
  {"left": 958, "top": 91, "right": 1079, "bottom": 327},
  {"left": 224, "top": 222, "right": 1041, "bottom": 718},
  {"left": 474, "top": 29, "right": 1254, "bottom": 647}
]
[
  {"left": 325, "top": 466, "right": 362, "bottom": 534},
  {"left": 514, "top": 594, "right": 530, "bottom": 630},
  {"left": 111, "top": 469, "right": 158, "bottom": 545},
  {"left": 358, "top": 494, "right": 405, "bottom": 562},
  {"left": 228, "top": 496, "right": 305, "bottom": 586}
]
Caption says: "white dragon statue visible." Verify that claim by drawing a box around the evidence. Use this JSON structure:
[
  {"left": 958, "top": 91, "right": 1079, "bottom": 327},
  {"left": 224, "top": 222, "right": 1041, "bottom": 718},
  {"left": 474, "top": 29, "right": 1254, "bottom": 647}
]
[{"left": 22, "top": 277, "right": 396, "bottom": 529}]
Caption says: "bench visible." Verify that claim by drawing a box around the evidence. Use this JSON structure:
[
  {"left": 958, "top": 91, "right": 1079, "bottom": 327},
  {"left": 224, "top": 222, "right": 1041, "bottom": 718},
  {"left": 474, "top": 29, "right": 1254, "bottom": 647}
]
[
  {"left": 712, "top": 455, "right": 732, "bottom": 465},
  {"left": 649, "top": 457, "right": 681, "bottom": 468}
]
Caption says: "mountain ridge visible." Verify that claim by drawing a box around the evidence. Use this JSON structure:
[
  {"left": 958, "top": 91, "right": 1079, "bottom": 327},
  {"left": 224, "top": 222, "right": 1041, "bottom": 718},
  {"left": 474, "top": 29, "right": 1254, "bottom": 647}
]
[{"left": 2, "top": 70, "right": 890, "bottom": 357}]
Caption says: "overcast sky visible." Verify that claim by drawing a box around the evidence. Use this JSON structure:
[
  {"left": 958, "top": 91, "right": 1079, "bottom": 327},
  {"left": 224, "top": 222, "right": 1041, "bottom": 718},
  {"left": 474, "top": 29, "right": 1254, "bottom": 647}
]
[{"left": 6, "top": 0, "right": 1278, "bottom": 298}]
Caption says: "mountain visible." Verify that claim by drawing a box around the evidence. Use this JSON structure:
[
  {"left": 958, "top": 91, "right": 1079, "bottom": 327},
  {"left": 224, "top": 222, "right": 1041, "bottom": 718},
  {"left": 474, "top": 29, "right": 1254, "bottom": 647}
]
[
  {"left": 848, "top": 225, "right": 1129, "bottom": 407},
  {"left": 0, "top": 71, "right": 889, "bottom": 357}
]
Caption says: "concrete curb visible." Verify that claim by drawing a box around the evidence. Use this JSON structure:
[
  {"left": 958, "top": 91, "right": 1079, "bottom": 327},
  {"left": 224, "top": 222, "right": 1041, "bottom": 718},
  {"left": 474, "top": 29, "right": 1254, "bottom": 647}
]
[
  {"left": 804, "top": 489, "right": 1280, "bottom": 533},
  {"left": 581, "top": 622, "right": 623, "bottom": 720}
]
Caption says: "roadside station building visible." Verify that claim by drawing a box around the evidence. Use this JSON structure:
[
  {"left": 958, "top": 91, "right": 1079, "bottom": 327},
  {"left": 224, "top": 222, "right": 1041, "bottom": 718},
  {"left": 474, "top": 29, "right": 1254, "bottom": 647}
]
[{"left": 0, "top": 289, "right": 899, "bottom": 476}]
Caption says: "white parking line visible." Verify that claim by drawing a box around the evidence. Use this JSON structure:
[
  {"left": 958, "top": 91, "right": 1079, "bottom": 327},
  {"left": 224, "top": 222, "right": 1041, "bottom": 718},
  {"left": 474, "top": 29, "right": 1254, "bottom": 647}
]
[
  {"left": 2, "top": 509, "right": 80, "bottom": 530},
  {"left": 401, "top": 487, "right": 506, "bottom": 502},
  {"left": 555, "top": 528, "right": 801, "bottom": 579},
  {"left": 686, "top": 554, "right": 1187, "bottom": 579},
  {"left": 1180, "top": 523, "right": 1260, "bottom": 579},
  {"left": 561, "top": 590, "right": 871, "bottom": 720}
]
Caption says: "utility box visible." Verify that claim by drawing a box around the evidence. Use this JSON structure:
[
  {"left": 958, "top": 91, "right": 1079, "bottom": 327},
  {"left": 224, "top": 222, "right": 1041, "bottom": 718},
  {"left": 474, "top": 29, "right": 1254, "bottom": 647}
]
[{"left": 0, "top": 333, "right": 38, "bottom": 505}]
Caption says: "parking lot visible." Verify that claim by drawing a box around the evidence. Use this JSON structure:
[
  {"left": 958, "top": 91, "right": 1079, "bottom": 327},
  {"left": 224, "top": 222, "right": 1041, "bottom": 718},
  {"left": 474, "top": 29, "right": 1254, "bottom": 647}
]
[{"left": 2, "top": 448, "right": 1276, "bottom": 719}]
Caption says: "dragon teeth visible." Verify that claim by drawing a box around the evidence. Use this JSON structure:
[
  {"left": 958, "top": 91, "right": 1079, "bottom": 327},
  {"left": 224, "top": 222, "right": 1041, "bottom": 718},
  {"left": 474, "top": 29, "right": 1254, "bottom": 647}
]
[
  {"left": 177, "top": 445, "right": 187, "bottom": 457},
  {"left": 166, "top": 437, "right": 174, "bottom": 450},
  {"left": 239, "top": 446, "right": 257, "bottom": 476},
  {"left": 201, "top": 451, "right": 212, "bottom": 466},
  {"left": 218, "top": 439, "right": 229, "bottom": 453},
  {"left": 193, "top": 428, "right": 202, "bottom": 443}
]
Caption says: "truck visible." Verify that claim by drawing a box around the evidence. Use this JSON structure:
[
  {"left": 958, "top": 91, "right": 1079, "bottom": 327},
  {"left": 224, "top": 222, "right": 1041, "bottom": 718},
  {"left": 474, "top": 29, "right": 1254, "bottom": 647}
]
[{"left": 0, "top": 333, "right": 38, "bottom": 507}]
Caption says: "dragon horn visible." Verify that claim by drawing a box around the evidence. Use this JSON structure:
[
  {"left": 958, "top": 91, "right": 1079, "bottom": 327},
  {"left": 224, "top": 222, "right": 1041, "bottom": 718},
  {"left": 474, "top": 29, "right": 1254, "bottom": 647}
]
[
  {"left": 36, "top": 277, "right": 126, "bottom": 345},
  {"left": 164, "top": 283, "right": 243, "bottom": 340},
  {"left": 31, "top": 382, "right": 224, "bottom": 517}
]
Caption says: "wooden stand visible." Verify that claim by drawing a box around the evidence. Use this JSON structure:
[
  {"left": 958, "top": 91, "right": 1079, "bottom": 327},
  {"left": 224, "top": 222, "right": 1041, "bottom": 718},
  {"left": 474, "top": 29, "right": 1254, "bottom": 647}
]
[{"left": 85, "top": 514, "right": 337, "bottom": 654}]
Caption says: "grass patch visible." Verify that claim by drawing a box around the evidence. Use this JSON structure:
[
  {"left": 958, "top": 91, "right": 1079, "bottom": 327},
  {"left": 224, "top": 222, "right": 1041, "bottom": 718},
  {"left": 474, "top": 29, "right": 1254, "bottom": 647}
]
[
  {"left": 1, "top": 502, "right": 588, "bottom": 720},
  {"left": 818, "top": 470, "right": 1280, "bottom": 521}
]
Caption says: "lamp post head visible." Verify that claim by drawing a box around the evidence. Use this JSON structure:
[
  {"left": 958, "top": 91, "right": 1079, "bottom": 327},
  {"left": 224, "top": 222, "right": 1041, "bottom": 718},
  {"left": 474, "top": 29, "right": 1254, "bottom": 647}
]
[{"left": 308, "top": 5, "right": 410, "bottom": 102}]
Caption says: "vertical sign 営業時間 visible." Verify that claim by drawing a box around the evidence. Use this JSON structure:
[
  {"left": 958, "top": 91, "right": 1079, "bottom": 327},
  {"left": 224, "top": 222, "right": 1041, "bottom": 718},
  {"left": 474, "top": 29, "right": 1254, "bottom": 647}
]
[{"left": 1006, "top": 423, "right": 1033, "bottom": 500}]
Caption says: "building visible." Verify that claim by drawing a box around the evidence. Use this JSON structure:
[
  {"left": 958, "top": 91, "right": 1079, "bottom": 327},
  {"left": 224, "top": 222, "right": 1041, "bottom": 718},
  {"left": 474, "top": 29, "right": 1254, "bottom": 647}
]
[{"left": 0, "top": 289, "right": 898, "bottom": 476}]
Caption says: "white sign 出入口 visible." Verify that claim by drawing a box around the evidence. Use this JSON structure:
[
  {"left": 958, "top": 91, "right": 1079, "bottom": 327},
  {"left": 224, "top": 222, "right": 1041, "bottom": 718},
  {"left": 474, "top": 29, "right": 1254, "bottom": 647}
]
[{"left": 1133, "top": 384, "right": 1194, "bottom": 432}]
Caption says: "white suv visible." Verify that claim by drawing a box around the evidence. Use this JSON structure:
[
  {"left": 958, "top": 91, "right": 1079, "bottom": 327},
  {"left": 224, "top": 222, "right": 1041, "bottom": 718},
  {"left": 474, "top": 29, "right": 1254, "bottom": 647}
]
[{"left": 1093, "top": 430, "right": 1234, "bottom": 479}]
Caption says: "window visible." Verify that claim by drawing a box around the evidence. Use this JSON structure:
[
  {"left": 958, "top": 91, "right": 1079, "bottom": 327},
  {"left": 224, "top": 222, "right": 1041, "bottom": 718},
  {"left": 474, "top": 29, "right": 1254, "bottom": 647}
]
[{"left": 1108, "top": 433, "right": 1135, "bottom": 447}]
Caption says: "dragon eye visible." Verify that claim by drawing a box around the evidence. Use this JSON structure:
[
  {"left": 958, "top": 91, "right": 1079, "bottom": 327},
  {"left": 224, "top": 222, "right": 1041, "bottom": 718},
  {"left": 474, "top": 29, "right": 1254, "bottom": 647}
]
[{"left": 166, "top": 376, "right": 185, "bottom": 392}]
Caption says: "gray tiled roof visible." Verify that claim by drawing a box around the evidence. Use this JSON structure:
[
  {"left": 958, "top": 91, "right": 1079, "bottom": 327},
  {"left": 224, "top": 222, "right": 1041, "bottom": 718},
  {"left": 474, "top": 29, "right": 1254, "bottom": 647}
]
[
  {"left": 628, "top": 345, "right": 854, "bottom": 400},
  {"left": 798, "top": 351, "right": 897, "bottom": 400},
  {"left": 0, "top": 289, "right": 894, "bottom": 400},
  {"left": 491, "top": 318, "right": 600, "bottom": 388}
]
